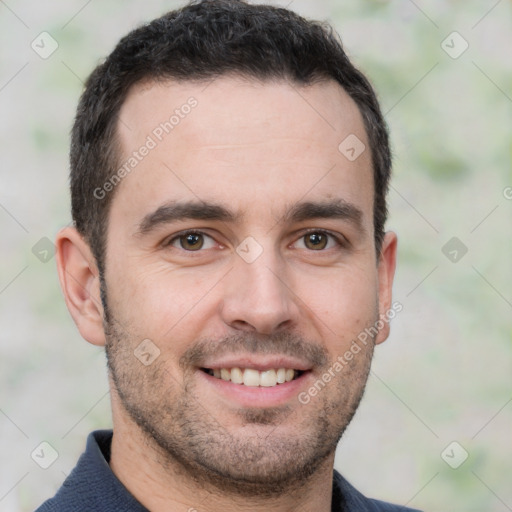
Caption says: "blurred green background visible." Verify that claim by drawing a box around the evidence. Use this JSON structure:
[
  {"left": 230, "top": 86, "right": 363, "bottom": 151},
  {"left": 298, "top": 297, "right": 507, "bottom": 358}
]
[{"left": 0, "top": 1, "right": 511, "bottom": 511}]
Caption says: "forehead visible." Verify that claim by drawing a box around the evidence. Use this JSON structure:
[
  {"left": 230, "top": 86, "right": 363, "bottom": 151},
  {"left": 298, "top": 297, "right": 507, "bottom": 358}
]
[
  {"left": 118, "top": 76, "right": 366, "bottom": 152},
  {"left": 111, "top": 76, "right": 373, "bottom": 231}
]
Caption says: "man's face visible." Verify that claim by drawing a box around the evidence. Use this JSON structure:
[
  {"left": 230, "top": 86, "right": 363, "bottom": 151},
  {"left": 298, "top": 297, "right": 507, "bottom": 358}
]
[{"left": 101, "top": 77, "right": 395, "bottom": 493}]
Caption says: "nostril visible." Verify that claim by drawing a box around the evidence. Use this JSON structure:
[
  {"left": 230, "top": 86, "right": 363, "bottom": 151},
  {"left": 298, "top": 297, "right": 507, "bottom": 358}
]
[{"left": 229, "top": 320, "right": 257, "bottom": 332}]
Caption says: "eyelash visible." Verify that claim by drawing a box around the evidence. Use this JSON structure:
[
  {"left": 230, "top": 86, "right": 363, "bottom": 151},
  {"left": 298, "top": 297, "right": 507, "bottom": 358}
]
[
  {"left": 163, "top": 228, "right": 346, "bottom": 252},
  {"left": 299, "top": 228, "right": 346, "bottom": 249},
  {"left": 163, "top": 229, "right": 218, "bottom": 252}
]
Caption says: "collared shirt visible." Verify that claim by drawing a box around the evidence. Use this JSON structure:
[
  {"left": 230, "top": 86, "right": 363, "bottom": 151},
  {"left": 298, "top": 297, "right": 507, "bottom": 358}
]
[{"left": 35, "top": 430, "right": 423, "bottom": 512}]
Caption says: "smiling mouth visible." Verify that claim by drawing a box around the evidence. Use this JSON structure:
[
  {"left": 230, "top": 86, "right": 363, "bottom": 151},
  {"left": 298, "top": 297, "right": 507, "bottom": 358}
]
[{"left": 201, "top": 367, "right": 305, "bottom": 387}]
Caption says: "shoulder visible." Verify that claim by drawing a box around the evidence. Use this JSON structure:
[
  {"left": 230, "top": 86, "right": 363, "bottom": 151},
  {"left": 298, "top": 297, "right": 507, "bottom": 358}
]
[
  {"left": 34, "top": 430, "right": 147, "bottom": 512},
  {"left": 33, "top": 430, "right": 110, "bottom": 512},
  {"left": 333, "top": 470, "right": 424, "bottom": 512},
  {"left": 366, "top": 498, "right": 423, "bottom": 511}
]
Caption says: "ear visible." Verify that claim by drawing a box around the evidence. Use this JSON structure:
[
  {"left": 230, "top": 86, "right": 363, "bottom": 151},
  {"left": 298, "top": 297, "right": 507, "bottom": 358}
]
[
  {"left": 55, "top": 226, "right": 106, "bottom": 346},
  {"left": 375, "top": 231, "right": 398, "bottom": 345}
]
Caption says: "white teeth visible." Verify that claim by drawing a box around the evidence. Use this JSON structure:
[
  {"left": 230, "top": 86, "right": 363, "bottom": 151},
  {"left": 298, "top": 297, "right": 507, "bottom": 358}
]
[
  {"left": 243, "top": 368, "right": 260, "bottom": 387},
  {"left": 231, "top": 367, "right": 243, "bottom": 384},
  {"left": 260, "top": 369, "right": 277, "bottom": 387},
  {"left": 207, "top": 367, "right": 300, "bottom": 387}
]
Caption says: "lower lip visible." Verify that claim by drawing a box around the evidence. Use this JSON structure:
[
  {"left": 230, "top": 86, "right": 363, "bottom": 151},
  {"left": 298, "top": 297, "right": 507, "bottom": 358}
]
[{"left": 196, "top": 369, "right": 313, "bottom": 408}]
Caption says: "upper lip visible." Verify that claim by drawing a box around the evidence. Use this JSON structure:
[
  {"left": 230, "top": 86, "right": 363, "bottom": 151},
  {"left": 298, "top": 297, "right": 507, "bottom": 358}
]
[{"left": 199, "top": 355, "right": 313, "bottom": 372}]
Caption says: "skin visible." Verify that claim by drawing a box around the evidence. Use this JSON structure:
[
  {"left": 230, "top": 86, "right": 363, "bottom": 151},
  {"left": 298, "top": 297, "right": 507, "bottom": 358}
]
[{"left": 56, "top": 76, "right": 397, "bottom": 512}]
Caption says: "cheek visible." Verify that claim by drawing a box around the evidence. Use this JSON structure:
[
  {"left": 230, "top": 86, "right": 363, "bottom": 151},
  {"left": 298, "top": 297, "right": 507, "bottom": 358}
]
[
  {"left": 296, "top": 267, "right": 379, "bottom": 341},
  {"left": 109, "top": 261, "right": 223, "bottom": 342}
]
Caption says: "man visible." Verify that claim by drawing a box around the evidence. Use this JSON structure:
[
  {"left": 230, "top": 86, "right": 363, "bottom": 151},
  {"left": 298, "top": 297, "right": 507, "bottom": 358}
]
[{"left": 36, "top": 1, "right": 421, "bottom": 510}]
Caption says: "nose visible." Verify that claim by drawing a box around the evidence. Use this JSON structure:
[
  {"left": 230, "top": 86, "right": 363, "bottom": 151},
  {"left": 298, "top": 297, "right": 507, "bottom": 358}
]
[{"left": 219, "top": 248, "right": 300, "bottom": 335}]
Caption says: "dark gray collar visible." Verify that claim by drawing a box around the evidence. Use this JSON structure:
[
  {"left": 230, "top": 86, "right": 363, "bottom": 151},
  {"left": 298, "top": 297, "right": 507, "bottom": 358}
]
[{"left": 36, "top": 430, "right": 422, "bottom": 512}]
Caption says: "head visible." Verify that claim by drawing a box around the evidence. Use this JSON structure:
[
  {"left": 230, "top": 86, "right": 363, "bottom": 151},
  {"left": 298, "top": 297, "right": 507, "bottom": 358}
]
[{"left": 57, "top": 0, "right": 397, "bottom": 497}]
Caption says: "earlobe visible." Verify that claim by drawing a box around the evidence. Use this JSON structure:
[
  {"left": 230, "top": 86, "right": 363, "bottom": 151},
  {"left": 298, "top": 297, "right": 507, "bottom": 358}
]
[
  {"left": 56, "top": 226, "right": 106, "bottom": 346},
  {"left": 375, "top": 231, "right": 398, "bottom": 345}
]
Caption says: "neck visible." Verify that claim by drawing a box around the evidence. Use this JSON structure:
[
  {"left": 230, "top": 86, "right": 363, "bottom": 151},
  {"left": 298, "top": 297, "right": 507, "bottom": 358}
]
[{"left": 109, "top": 415, "right": 335, "bottom": 512}]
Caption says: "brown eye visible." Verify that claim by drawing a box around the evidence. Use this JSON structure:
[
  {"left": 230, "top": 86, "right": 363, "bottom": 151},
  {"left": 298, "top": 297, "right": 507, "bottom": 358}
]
[
  {"left": 304, "top": 232, "right": 328, "bottom": 250},
  {"left": 179, "top": 232, "right": 204, "bottom": 250},
  {"left": 165, "top": 231, "right": 218, "bottom": 253}
]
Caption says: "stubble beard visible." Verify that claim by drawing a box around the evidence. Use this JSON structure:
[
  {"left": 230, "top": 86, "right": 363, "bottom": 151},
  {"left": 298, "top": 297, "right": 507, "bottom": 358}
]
[{"left": 103, "top": 299, "right": 376, "bottom": 498}]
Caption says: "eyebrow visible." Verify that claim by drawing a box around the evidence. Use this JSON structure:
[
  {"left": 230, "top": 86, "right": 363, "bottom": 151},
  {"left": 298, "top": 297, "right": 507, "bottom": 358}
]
[
  {"left": 135, "top": 198, "right": 365, "bottom": 236},
  {"left": 281, "top": 199, "right": 365, "bottom": 232},
  {"left": 136, "top": 200, "right": 241, "bottom": 235}
]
